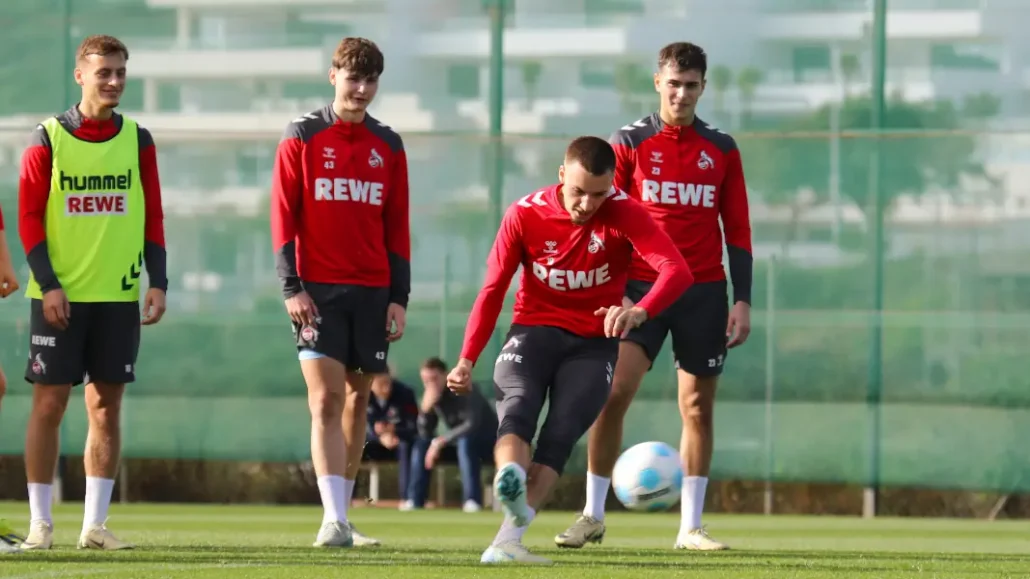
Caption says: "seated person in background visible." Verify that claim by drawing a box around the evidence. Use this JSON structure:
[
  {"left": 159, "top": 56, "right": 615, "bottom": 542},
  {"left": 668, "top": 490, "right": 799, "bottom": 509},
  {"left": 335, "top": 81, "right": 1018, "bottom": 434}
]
[
  {"left": 363, "top": 371, "right": 419, "bottom": 503},
  {"left": 406, "top": 357, "right": 498, "bottom": 513}
]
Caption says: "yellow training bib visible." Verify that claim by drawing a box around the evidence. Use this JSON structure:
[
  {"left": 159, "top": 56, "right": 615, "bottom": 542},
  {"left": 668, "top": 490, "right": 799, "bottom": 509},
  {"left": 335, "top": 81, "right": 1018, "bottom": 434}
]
[{"left": 25, "top": 116, "right": 146, "bottom": 302}]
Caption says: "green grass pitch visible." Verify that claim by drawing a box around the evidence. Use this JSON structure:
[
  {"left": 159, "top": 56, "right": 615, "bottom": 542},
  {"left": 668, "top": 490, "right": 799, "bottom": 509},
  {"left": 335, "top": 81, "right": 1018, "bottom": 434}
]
[{"left": 1, "top": 502, "right": 1028, "bottom": 578}]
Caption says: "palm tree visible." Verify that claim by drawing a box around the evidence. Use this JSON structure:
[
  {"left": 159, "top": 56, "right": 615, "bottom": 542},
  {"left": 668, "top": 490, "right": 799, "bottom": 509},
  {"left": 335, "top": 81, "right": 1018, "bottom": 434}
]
[
  {"left": 708, "top": 65, "right": 733, "bottom": 124},
  {"left": 839, "top": 53, "right": 861, "bottom": 98},
  {"left": 520, "top": 61, "right": 543, "bottom": 110},
  {"left": 736, "top": 66, "right": 764, "bottom": 127}
]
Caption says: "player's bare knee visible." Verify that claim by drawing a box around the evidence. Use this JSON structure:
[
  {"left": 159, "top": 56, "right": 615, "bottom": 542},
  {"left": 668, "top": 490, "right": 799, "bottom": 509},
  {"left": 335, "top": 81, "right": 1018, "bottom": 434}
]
[
  {"left": 31, "top": 386, "right": 71, "bottom": 427},
  {"left": 308, "top": 389, "right": 343, "bottom": 425},
  {"left": 85, "top": 382, "right": 124, "bottom": 423},
  {"left": 344, "top": 372, "right": 371, "bottom": 407},
  {"left": 678, "top": 374, "right": 717, "bottom": 424},
  {"left": 601, "top": 380, "right": 637, "bottom": 418}
]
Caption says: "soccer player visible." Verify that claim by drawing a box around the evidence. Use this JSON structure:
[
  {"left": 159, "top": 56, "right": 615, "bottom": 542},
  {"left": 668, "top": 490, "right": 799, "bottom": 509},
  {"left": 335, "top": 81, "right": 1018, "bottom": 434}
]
[
  {"left": 556, "top": 42, "right": 752, "bottom": 552},
  {"left": 446, "top": 136, "right": 694, "bottom": 564},
  {"left": 0, "top": 204, "right": 18, "bottom": 556},
  {"left": 270, "top": 36, "right": 410, "bottom": 548},
  {"left": 0, "top": 201, "right": 20, "bottom": 415},
  {"left": 17, "top": 35, "right": 168, "bottom": 551}
]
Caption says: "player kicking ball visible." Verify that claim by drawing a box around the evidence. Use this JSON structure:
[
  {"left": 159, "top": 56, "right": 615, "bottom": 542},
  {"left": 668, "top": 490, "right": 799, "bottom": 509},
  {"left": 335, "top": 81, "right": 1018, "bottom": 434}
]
[
  {"left": 556, "top": 42, "right": 753, "bottom": 552},
  {"left": 446, "top": 136, "right": 694, "bottom": 565}
]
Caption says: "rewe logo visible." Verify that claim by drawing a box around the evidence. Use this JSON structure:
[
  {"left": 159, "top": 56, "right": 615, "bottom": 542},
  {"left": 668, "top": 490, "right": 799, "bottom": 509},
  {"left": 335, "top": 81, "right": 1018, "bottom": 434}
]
[
  {"left": 642, "top": 180, "right": 716, "bottom": 207},
  {"left": 314, "top": 178, "right": 384, "bottom": 205},
  {"left": 497, "top": 352, "right": 523, "bottom": 363},
  {"left": 66, "top": 193, "right": 127, "bottom": 215},
  {"left": 31, "top": 335, "right": 56, "bottom": 347},
  {"left": 532, "top": 262, "right": 611, "bottom": 291}
]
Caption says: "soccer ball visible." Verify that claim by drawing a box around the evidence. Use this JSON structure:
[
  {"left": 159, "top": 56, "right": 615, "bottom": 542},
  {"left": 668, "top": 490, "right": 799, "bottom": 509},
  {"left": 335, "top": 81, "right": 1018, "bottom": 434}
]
[{"left": 611, "top": 441, "right": 683, "bottom": 512}]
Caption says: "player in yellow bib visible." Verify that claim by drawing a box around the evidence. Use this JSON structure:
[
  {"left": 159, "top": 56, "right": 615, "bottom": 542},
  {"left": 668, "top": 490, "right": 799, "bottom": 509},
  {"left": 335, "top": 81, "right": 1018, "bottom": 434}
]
[{"left": 15, "top": 35, "right": 167, "bottom": 552}]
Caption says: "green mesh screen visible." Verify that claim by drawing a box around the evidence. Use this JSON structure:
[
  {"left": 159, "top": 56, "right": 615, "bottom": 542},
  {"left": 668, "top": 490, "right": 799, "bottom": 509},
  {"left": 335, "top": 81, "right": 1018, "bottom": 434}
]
[{"left": 1, "top": 0, "right": 1029, "bottom": 494}]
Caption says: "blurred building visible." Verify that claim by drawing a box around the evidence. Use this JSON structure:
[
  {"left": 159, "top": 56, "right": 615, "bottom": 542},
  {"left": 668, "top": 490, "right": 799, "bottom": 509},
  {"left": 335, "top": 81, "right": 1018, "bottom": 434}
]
[{"left": 0, "top": 0, "right": 1028, "bottom": 305}]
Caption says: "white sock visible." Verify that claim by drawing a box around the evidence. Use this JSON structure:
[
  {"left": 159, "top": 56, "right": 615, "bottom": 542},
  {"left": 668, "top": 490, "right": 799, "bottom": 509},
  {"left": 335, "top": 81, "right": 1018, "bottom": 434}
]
[
  {"left": 82, "top": 477, "right": 116, "bottom": 531},
  {"left": 317, "top": 475, "right": 348, "bottom": 524},
  {"left": 583, "top": 472, "right": 610, "bottom": 521},
  {"left": 680, "top": 476, "right": 708, "bottom": 535},
  {"left": 27, "top": 483, "right": 53, "bottom": 524},
  {"left": 492, "top": 506, "right": 536, "bottom": 546}
]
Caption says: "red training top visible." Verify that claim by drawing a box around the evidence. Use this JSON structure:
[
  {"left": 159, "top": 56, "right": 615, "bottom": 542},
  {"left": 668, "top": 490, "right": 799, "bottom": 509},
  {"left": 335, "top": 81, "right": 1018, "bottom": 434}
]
[
  {"left": 459, "top": 184, "right": 694, "bottom": 365},
  {"left": 610, "top": 113, "right": 753, "bottom": 303},
  {"left": 18, "top": 105, "right": 167, "bottom": 292},
  {"left": 270, "top": 105, "right": 411, "bottom": 306},
  {"left": 0, "top": 202, "right": 5, "bottom": 230}
]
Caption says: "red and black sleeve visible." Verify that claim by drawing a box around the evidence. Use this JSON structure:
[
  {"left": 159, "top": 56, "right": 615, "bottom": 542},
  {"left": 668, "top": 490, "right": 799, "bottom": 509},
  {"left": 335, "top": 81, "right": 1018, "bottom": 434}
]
[
  {"left": 609, "top": 194, "right": 693, "bottom": 317},
  {"left": 720, "top": 148, "right": 753, "bottom": 304},
  {"left": 0, "top": 202, "right": 4, "bottom": 230},
  {"left": 608, "top": 131, "right": 637, "bottom": 194},
  {"left": 270, "top": 125, "right": 306, "bottom": 298},
  {"left": 459, "top": 204, "right": 524, "bottom": 366},
  {"left": 385, "top": 146, "right": 411, "bottom": 308},
  {"left": 18, "top": 125, "right": 60, "bottom": 292},
  {"left": 138, "top": 127, "right": 168, "bottom": 292}
]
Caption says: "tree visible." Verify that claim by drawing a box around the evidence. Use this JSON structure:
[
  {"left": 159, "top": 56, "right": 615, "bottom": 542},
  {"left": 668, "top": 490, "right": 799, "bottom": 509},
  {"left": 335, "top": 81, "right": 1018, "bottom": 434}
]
[
  {"left": 839, "top": 53, "right": 861, "bottom": 97},
  {"left": 708, "top": 65, "right": 733, "bottom": 123},
  {"left": 745, "top": 96, "right": 991, "bottom": 244},
  {"left": 962, "top": 92, "right": 1001, "bottom": 122},
  {"left": 520, "top": 61, "right": 543, "bottom": 110},
  {"left": 736, "top": 67, "right": 763, "bottom": 127},
  {"left": 613, "top": 62, "right": 652, "bottom": 116}
]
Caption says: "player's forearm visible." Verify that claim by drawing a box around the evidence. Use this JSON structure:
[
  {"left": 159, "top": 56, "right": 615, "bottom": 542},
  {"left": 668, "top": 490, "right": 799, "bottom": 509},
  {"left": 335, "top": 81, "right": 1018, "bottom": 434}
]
[
  {"left": 19, "top": 142, "right": 55, "bottom": 289},
  {"left": 458, "top": 290, "right": 506, "bottom": 366},
  {"left": 143, "top": 241, "right": 168, "bottom": 292},
  {"left": 727, "top": 245, "right": 753, "bottom": 304},
  {"left": 636, "top": 252, "right": 693, "bottom": 318},
  {"left": 387, "top": 252, "right": 410, "bottom": 308},
  {"left": 24, "top": 242, "right": 60, "bottom": 292},
  {"left": 0, "top": 231, "right": 13, "bottom": 268},
  {"left": 274, "top": 240, "right": 302, "bottom": 298},
  {"left": 139, "top": 138, "right": 168, "bottom": 292}
]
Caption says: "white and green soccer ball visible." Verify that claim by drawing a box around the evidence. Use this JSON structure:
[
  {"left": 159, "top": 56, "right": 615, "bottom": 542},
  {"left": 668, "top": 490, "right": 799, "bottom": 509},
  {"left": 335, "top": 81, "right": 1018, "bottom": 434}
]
[{"left": 612, "top": 441, "right": 683, "bottom": 512}]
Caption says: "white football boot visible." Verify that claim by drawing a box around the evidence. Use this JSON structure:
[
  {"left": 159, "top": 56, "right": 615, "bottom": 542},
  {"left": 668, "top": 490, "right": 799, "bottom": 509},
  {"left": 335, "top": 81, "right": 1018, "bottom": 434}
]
[
  {"left": 480, "top": 540, "right": 552, "bottom": 565},
  {"left": 675, "top": 527, "right": 730, "bottom": 551}
]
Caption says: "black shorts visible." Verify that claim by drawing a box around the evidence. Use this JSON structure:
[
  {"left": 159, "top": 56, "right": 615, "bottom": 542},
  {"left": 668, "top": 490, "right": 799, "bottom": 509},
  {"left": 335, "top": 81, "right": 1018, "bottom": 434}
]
[
  {"left": 492, "top": 324, "right": 618, "bottom": 475},
  {"left": 624, "top": 279, "right": 730, "bottom": 377},
  {"left": 25, "top": 299, "right": 141, "bottom": 386},
  {"left": 292, "top": 282, "right": 389, "bottom": 374}
]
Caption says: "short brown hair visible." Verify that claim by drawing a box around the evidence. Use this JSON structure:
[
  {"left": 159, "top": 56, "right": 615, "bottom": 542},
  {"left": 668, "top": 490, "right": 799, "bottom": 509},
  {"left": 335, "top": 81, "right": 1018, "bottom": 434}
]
[
  {"left": 77, "top": 35, "right": 129, "bottom": 62},
  {"left": 657, "top": 42, "right": 707, "bottom": 76},
  {"left": 565, "top": 136, "right": 616, "bottom": 176},
  {"left": 421, "top": 357, "right": 447, "bottom": 373},
  {"left": 331, "top": 37, "right": 384, "bottom": 78}
]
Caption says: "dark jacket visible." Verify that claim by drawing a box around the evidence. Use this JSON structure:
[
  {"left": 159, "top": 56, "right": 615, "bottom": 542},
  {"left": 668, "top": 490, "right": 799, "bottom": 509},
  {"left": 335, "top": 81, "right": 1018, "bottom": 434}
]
[
  {"left": 417, "top": 383, "right": 498, "bottom": 445},
  {"left": 367, "top": 379, "right": 419, "bottom": 443}
]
